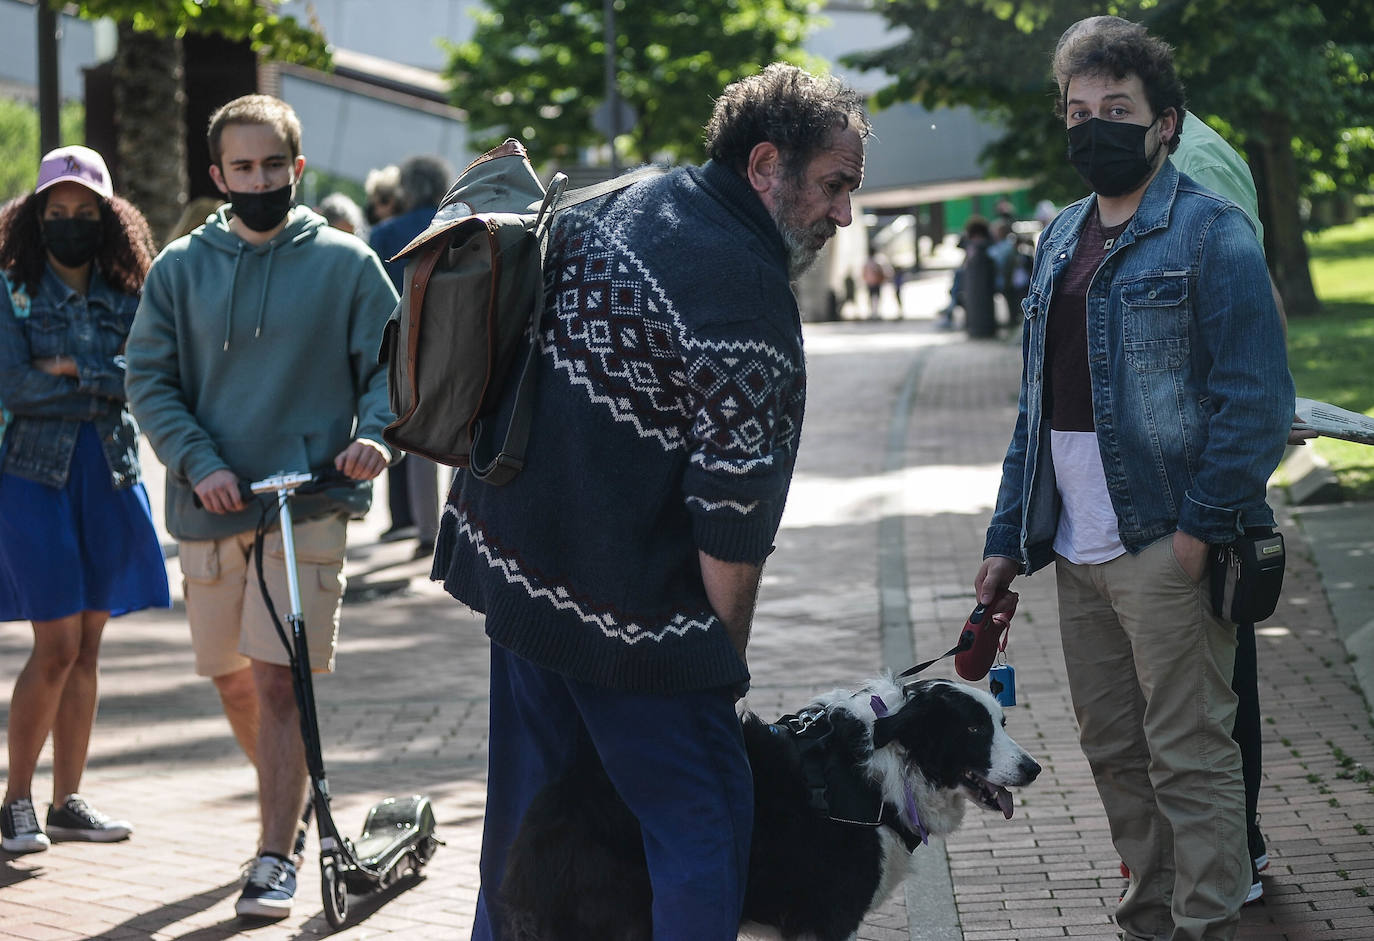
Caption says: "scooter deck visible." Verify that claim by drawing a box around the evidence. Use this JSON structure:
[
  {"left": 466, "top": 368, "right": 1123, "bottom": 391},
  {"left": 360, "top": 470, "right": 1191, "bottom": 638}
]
[{"left": 341, "top": 794, "right": 439, "bottom": 892}]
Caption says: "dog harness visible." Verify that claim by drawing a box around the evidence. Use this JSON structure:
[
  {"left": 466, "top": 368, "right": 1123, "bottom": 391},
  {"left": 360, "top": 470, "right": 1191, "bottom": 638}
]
[{"left": 769, "top": 702, "right": 928, "bottom": 853}]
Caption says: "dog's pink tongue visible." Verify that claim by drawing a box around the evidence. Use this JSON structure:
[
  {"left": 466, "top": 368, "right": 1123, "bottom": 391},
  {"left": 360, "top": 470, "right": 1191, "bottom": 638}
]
[{"left": 997, "top": 788, "right": 1014, "bottom": 819}]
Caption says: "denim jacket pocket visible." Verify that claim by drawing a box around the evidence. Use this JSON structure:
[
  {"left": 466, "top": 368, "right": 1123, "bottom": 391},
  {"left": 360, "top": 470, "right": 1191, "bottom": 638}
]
[
  {"left": 96, "top": 308, "right": 133, "bottom": 355},
  {"left": 1122, "top": 274, "right": 1190, "bottom": 371},
  {"left": 24, "top": 312, "right": 66, "bottom": 359}
]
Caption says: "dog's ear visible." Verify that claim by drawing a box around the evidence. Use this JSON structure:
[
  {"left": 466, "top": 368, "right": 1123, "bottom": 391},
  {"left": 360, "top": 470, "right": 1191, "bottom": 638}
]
[
  {"left": 871, "top": 701, "right": 918, "bottom": 749},
  {"left": 871, "top": 680, "right": 938, "bottom": 749},
  {"left": 871, "top": 715, "right": 900, "bottom": 749}
]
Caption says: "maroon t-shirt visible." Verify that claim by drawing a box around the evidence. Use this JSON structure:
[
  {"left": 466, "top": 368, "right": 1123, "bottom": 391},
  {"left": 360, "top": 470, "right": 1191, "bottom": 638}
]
[{"left": 1046, "top": 210, "right": 1131, "bottom": 432}]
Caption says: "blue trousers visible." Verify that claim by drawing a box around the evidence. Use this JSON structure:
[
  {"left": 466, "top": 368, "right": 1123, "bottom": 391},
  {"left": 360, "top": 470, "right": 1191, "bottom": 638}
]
[{"left": 472, "top": 644, "right": 753, "bottom": 941}]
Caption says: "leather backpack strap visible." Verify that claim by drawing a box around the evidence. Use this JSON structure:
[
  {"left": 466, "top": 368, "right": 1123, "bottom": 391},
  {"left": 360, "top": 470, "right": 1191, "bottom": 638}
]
[{"left": 399, "top": 241, "right": 446, "bottom": 421}]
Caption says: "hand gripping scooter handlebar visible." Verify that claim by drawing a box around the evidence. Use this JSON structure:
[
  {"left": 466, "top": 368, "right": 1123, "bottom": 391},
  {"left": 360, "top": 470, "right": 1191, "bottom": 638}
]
[{"left": 239, "top": 469, "right": 441, "bottom": 930}]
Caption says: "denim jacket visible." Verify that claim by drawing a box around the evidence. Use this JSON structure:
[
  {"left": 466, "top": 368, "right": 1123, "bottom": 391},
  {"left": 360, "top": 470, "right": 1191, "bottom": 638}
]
[
  {"left": 0, "top": 265, "right": 142, "bottom": 490},
  {"left": 984, "top": 162, "right": 1294, "bottom": 574}
]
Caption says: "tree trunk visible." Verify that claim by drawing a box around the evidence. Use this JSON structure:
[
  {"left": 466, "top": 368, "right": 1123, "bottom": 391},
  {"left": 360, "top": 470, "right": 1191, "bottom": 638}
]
[
  {"left": 1247, "top": 111, "right": 1322, "bottom": 318},
  {"left": 113, "top": 24, "right": 187, "bottom": 245}
]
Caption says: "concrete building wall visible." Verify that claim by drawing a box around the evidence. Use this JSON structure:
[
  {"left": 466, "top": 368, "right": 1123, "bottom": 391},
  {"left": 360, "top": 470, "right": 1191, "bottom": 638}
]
[{"left": 0, "top": 0, "right": 101, "bottom": 101}]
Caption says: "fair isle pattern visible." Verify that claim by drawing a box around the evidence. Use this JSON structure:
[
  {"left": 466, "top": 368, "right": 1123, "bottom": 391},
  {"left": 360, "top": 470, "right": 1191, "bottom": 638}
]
[
  {"left": 542, "top": 208, "right": 801, "bottom": 473},
  {"left": 448, "top": 502, "right": 718, "bottom": 644},
  {"left": 684, "top": 495, "right": 758, "bottom": 515}
]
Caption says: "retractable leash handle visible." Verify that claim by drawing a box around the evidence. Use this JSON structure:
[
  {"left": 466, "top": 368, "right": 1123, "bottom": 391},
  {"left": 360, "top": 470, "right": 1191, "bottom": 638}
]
[{"left": 897, "top": 588, "right": 1019, "bottom": 683}]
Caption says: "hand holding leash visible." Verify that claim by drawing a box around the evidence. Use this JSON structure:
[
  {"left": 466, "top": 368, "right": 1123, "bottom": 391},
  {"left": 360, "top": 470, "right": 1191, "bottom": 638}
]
[{"left": 955, "top": 588, "right": 1018, "bottom": 682}]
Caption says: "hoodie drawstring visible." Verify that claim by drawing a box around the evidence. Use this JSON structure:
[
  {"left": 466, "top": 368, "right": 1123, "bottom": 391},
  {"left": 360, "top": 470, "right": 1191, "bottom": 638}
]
[
  {"left": 222, "top": 240, "right": 279, "bottom": 350},
  {"left": 255, "top": 242, "right": 277, "bottom": 339},
  {"left": 224, "top": 245, "right": 244, "bottom": 351}
]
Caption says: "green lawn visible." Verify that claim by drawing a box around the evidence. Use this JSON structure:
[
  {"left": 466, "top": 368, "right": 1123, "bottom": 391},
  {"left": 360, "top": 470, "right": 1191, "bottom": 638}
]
[{"left": 1284, "top": 215, "right": 1374, "bottom": 499}]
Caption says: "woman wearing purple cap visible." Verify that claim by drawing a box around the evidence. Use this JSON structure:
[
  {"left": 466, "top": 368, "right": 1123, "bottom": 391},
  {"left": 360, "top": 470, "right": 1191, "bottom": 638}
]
[{"left": 0, "top": 145, "right": 170, "bottom": 854}]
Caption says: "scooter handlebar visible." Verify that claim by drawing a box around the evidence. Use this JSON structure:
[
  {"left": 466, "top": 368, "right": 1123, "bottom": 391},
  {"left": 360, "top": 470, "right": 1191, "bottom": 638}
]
[{"left": 193, "top": 467, "right": 357, "bottom": 508}]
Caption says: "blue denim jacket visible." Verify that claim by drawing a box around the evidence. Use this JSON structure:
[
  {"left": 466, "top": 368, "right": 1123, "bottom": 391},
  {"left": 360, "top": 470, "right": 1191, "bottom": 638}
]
[
  {"left": 984, "top": 162, "right": 1294, "bottom": 574},
  {"left": 0, "top": 265, "right": 142, "bottom": 490}
]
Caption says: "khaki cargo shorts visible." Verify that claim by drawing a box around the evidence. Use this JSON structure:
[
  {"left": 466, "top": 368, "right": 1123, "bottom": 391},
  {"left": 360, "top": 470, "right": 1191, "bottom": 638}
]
[{"left": 178, "top": 513, "right": 348, "bottom": 677}]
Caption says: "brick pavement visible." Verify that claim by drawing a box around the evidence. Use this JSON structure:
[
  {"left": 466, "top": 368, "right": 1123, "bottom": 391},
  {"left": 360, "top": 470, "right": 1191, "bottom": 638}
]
[{"left": 3, "top": 312, "right": 1373, "bottom": 939}]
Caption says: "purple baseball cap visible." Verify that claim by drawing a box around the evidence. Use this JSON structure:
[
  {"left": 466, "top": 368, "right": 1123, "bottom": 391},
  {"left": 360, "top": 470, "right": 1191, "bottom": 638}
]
[{"left": 36, "top": 145, "right": 113, "bottom": 200}]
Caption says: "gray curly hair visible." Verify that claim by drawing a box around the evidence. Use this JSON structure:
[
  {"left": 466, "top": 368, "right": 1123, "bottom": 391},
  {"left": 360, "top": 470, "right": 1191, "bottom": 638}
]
[{"left": 705, "top": 63, "right": 869, "bottom": 180}]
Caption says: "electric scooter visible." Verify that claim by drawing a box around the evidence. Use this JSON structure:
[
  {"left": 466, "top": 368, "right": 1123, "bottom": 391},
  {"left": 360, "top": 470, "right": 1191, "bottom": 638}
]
[{"left": 242, "top": 469, "right": 442, "bottom": 929}]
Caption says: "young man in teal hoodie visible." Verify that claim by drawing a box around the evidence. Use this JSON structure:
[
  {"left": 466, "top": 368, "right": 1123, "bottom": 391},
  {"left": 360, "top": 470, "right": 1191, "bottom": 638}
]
[{"left": 125, "top": 95, "right": 398, "bottom": 919}]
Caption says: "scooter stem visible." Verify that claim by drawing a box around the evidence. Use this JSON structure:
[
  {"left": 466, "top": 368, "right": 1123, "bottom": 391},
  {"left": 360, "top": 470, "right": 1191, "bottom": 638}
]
[{"left": 276, "top": 488, "right": 306, "bottom": 624}]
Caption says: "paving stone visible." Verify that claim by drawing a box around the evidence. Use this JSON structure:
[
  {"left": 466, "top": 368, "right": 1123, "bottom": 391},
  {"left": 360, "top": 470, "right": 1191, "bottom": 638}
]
[{"left": 4, "top": 316, "right": 1373, "bottom": 939}]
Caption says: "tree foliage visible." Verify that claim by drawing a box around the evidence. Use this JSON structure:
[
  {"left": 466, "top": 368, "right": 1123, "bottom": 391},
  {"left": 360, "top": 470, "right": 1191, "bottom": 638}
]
[
  {"left": 849, "top": 0, "right": 1372, "bottom": 205},
  {"left": 846, "top": 0, "right": 1374, "bottom": 315},
  {"left": 60, "top": 0, "right": 330, "bottom": 68},
  {"left": 0, "top": 99, "right": 85, "bottom": 203},
  {"left": 444, "top": 0, "right": 822, "bottom": 165}
]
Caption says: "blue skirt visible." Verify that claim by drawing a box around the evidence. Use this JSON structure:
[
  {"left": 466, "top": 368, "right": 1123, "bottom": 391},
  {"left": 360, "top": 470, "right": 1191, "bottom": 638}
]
[{"left": 0, "top": 422, "right": 171, "bottom": 622}]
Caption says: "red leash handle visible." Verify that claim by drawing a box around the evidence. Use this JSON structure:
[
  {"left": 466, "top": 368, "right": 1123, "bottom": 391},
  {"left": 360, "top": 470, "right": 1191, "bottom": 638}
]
[{"left": 954, "top": 589, "right": 1018, "bottom": 681}]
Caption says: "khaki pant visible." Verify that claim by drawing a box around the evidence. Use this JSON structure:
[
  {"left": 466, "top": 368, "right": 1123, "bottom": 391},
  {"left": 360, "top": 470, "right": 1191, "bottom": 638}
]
[
  {"left": 1055, "top": 536, "right": 1247, "bottom": 941},
  {"left": 179, "top": 513, "right": 348, "bottom": 677}
]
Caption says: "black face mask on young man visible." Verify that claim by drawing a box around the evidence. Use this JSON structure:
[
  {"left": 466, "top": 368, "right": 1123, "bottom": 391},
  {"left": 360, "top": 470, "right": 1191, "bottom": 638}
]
[
  {"left": 228, "top": 182, "right": 295, "bottom": 232},
  {"left": 42, "top": 217, "right": 104, "bottom": 268},
  {"left": 1066, "top": 115, "right": 1164, "bottom": 198}
]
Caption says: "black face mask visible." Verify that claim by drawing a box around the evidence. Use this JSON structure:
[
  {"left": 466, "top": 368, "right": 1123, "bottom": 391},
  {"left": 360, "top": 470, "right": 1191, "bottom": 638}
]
[
  {"left": 1066, "top": 115, "right": 1164, "bottom": 197},
  {"left": 364, "top": 202, "right": 381, "bottom": 226},
  {"left": 227, "top": 182, "right": 295, "bottom": 232},
  {"left": 42, "top": 217, "right": 104, "bottom": 268}
]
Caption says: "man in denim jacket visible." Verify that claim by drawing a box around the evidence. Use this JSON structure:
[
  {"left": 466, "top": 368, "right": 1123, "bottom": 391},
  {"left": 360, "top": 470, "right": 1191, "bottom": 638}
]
[{"left": 974, "top": 19, "right": 1292, "bottom": 941}]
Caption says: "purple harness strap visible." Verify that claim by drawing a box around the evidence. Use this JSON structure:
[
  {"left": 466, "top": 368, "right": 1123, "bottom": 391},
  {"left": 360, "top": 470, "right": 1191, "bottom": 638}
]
[{"left": 870, "top": 695, "right": 929, "bottom": 845}]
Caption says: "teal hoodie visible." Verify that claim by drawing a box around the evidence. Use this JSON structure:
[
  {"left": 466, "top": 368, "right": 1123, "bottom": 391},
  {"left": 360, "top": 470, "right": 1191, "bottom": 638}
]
[{"left": 126, "top": 205, "right": 399, "bottom": 541}]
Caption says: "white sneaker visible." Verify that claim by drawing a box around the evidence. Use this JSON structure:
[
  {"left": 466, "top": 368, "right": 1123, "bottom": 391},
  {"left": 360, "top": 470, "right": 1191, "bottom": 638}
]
[{"left": 1, "top": 798, "right": 51, "bottom": 854}]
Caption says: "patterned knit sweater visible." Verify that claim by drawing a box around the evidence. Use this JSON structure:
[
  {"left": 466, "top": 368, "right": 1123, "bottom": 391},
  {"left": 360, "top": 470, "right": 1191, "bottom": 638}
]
[{"left": 432, "top": 159, "right": 806, "bottom": 694}]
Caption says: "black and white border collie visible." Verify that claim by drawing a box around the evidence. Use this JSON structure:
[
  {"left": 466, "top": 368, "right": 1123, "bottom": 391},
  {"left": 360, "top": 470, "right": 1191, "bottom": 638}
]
[{"left": 500, "top": 676, "right": 1041, "bottom": 941}]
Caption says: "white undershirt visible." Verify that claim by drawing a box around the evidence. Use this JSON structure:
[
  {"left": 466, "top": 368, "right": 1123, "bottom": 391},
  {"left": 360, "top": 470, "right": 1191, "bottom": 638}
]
[{"left": 1051, "top": 429, "right": 1127, "bottom": 564}]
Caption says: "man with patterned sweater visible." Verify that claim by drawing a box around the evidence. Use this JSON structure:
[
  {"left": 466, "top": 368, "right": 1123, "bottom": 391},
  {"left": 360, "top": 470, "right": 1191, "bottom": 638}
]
[{"left": 432, "top": 63, "right": 868, "bottom": 940}]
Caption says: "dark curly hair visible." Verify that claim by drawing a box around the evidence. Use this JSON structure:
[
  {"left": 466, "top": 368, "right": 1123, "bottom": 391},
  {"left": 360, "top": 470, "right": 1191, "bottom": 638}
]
[
  {"left": 1053, "top": 16, "right": 1186, "bottom": 153},
  {"left": 0, "top": 189, "right": 156, "bottom": 296},
  {"left": 705, "top": 63, "right": 870, "bottom": 179}
]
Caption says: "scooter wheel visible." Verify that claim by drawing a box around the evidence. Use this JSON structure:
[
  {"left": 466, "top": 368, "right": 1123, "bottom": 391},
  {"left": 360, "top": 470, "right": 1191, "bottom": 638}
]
[{"left": 321, "top": 856, "right": 349, "bottom": 929}]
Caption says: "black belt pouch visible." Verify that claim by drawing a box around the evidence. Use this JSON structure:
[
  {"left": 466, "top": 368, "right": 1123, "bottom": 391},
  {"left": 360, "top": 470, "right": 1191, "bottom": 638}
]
[{"left": 1209, "top": 527, "right": 1286, "bottom": 623}]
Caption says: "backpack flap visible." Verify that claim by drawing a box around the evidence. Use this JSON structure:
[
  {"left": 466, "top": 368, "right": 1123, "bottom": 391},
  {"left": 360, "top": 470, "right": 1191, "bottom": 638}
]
[{"left": 389, "top": 139, "right": 546, "bottom": 265}]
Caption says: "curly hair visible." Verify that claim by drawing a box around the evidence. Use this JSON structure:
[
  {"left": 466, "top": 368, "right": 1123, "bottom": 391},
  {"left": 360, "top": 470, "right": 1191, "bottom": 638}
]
[
  {"left": 1053, "top": 16, "right": 1186, "bottom": 153},
  {"left": 705, "top": 63, "right": 870, "bottom": 179},
  {"left": 0, "top": 190, "right": 157, "bottom": 296}
]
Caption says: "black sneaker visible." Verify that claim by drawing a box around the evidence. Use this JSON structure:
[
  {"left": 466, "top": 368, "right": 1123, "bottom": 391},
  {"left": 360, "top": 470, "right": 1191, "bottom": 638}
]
[
  {"left": 1, "top": 798, "right": 50, "bottom": 854},
  {"left": 45, "top": 795, "right": 132, "bottom": 842},
  {"left": 236, "top": 852, "right": 297, "bottom": 919}
]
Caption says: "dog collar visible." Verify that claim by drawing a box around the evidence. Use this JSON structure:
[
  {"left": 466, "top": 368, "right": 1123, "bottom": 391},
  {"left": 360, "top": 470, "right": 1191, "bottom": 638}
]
[{"left": 871, "top": 695, "right": 929, "bottom": 849}]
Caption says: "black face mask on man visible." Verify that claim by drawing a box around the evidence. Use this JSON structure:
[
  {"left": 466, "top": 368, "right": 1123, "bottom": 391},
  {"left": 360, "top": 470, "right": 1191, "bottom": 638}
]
[
  {"left": 1066, "top": 114, "right": 1165, "bottom": 198},
  {"left": 227, "top": 182, "right": 295, "bottom": 232},
  {"left": 42, "top": 217, "right": 104, "bottom": 268}
]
